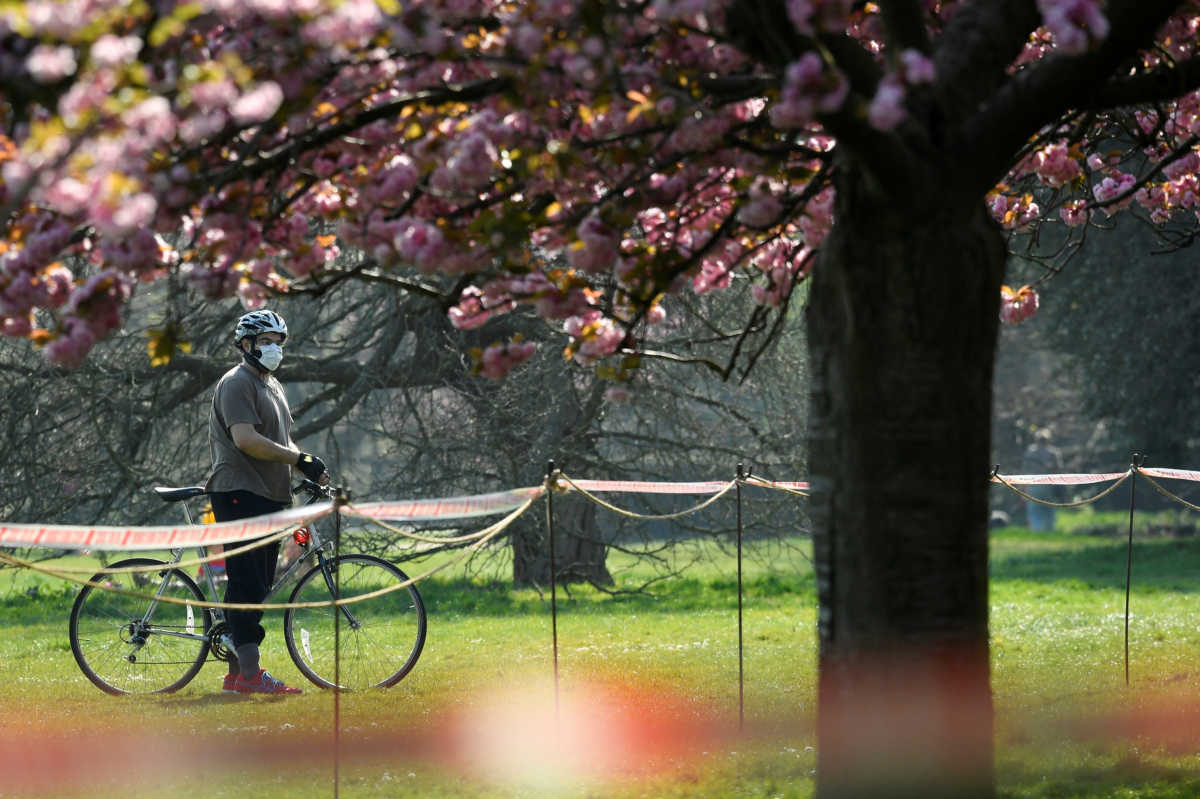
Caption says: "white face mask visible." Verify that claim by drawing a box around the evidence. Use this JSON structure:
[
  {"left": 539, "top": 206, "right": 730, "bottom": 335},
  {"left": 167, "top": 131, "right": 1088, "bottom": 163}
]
[{"left": 256, "top": 342, "right": 284, "bottom": 371}]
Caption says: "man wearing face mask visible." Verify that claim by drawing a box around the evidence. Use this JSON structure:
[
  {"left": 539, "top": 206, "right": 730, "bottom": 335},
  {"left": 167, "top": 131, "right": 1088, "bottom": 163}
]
[{"left": 205, "top": 309, "right": 328, "bottom": 695}]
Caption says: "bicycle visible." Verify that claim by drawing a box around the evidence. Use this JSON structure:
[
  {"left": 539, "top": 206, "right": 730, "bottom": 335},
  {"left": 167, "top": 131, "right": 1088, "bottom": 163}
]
[{"left": 68, "top": 480, "right": 427, "bottom": 695}]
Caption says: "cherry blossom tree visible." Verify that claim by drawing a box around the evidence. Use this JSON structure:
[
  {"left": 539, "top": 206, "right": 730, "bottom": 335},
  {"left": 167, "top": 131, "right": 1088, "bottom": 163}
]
[{"left": 5, "top": 0, "right": 1200, "bottom": 795}]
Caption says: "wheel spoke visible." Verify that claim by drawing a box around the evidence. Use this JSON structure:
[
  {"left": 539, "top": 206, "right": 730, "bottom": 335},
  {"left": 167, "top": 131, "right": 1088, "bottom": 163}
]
[
  {"left": 69, "top": 559, "right": 211, "bottom": 695},
  {"left": 284, "top": 555, "right": 426, "bottom": 690}
]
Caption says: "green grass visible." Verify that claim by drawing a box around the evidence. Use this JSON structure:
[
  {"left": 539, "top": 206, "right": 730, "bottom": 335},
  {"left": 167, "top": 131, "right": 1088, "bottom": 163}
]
[{"left": 5, "top": 519, "right": 1200, "bottom": 797}]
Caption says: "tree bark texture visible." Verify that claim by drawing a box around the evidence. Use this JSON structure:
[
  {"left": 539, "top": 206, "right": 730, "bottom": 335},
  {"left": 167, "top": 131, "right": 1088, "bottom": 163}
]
[
  {"left": 807, "top": 162, "right": 1005, "bottom": 799},
  {"left": 512, "top": 493, "right": 612, "bottom": 587}
]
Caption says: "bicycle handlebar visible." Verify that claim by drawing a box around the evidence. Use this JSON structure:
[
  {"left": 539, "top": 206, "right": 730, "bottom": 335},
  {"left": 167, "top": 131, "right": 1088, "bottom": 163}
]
[{"left": 293, "top": 479, "right": 334, "bottom": 503}]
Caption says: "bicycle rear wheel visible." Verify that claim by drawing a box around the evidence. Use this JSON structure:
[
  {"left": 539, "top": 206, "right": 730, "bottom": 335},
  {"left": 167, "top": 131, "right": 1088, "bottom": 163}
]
[
  {"left": 284, "top": 554, "right": 426, "bottom": 690},
  {"left": 69, "top": 558, "right": 212, "bottom": 695}
]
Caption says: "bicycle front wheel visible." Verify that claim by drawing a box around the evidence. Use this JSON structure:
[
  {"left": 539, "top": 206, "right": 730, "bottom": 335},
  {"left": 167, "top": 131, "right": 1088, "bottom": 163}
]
[
  {"left": 284, "top": 554, "right": 426, "bottom": 690},
  {"left": 69, "top": 558, "right": 212, "bottom": 695}
]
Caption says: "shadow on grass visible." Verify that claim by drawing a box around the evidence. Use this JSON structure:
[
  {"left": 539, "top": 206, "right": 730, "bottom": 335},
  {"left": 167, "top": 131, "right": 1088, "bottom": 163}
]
[
  {"left": 420, "top": 572, "right": 816, "bottom": 617},
  {"left": 990, "top": 534, "right": 1200, "bottom": 593},
  {"left": 1000, "top": 755, "right": 1200, "bottom": 799}
]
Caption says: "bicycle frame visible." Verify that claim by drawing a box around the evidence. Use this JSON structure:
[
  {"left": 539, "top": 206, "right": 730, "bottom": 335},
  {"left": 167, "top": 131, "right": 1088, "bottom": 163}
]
[{"left": 135, "top": 485, "right": 353, "bottom": 655}]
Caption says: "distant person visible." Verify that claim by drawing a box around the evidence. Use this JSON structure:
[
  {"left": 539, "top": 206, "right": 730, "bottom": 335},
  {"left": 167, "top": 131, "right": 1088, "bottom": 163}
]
[
  {"left": 206, "top": 309, "right": 329, "bottom": 694},
  {"left": 1022, "top": 428, "right": 1063, "bottom": 532}
]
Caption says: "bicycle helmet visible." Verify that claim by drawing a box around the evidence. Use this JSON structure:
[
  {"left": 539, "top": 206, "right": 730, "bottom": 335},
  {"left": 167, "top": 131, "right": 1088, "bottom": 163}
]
[{"left": 234, "top": 310, "right": 288, "bottom": 345}]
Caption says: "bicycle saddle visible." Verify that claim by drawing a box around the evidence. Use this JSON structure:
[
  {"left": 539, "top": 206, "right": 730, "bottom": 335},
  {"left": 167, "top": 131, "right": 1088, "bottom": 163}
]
[{"left": 152, "top": 485, "right": 207, "bottom": 502}]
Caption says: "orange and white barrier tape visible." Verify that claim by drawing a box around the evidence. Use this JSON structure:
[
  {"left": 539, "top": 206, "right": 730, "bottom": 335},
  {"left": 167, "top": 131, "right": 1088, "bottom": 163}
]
[
  {"left": 566, "top": 479, "right": 733, "bottom": 494},
  {"left": 344, "top": 486, "right": 544, "bottom": 522},
  {"left": 8, "top": 467, "right": 1200, "bottom": 553},
  {"left": 0, "top": 502, "right": 333, "bottom": 551},
  {"left": 1139, "top": 467, "right": 1200, "bottom": 482},
  {"left": 991, "top": 471, "right": 1130, "bottom": 485}
]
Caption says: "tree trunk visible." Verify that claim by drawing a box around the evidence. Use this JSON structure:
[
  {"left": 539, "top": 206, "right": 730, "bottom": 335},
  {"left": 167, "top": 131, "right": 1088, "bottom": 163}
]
[
  {"left": 807, "top": 166, "right": 1004, "bottom": 798},
  {"left": 512, "top": 493, "right": 613, "bottom": 587}
]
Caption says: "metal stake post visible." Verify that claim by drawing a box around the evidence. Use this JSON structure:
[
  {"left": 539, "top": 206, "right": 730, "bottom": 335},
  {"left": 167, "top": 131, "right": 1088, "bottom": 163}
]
[
  {"left": 546, "top": 460, "right": 560, "bottom": 718},
  {"left": 1123, "top": 454, "right": 1144, "bottom": 687},
  {"left": 735, "top": 463, "right": 745, "bottom": 732},
  {"left": 333, "top": 486, "right": 346, "bottom": 798}
]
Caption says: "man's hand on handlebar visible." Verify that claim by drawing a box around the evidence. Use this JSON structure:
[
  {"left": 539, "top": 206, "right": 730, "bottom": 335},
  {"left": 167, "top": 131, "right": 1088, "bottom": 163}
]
[{"left": 295, "top": 451, "right": 329, "bottom": 485}]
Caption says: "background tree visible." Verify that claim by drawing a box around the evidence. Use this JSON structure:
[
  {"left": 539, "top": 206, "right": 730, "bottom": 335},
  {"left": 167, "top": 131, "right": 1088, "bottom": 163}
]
[{"left": 6, "top": 2, "right": 1200, "bottom": 796}]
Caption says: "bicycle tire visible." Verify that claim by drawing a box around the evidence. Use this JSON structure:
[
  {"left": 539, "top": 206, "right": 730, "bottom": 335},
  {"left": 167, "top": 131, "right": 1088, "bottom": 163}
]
[
  {"left": 284, "top": 554, "right": 426, "bottom": 690},
  {"left": 69, "top": 558, "right": 212, "bottom": 695}
]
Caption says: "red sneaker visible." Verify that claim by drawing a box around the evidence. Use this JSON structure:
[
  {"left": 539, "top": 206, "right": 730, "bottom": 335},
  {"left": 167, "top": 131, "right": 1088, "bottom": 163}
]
[
  {"left": 222, "top": 673, "right": 238, "bottom": 694},
  {"left": 233, "top": 669, "right": 302, "bottom": 695}
]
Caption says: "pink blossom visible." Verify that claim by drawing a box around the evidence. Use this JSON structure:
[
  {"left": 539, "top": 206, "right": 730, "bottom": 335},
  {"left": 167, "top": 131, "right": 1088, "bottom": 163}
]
[
  {"left": 770, "top": 53, "right": 848, "bottom": 129},
  {"left": 1032, "top": 143, "right": 1083, "bottom": 187},
  {"left": 2, "top": 315, "right": 32, "bottom": 338},
  {"left": 990, "top": 193, "right": 1041, "bottom": 229},
  {"left": 449, "top": 286, "right": 514, "bottom": 330},
  {"left": 786, "top": 0, "right": 852, "bottom": 32},
  {"left": 231, "top": 82, "right": 283, "bottom": 124},
  {"left": 668, "top": 111, "right": 733, "bottom": 152},
  {"left": 510, "top": 23, "right": 543, "bottom": 58},
  {"left": 693, "top": 261, "right": 732, "bottom": 294},
  {"left": 737, "top": 180, "right": 784, "bottom": 228},
  {"left": 568, "top": 213, "right": 621, "bottom": 274},
  {"left": 563, "top": 310, "right": 626, "bottom": 365},
  {"left": 752, "top": 266, "right": 797, "bottom": 307},
  {"left": 110, "top": 193, "right": 158, "bottom": 234},
  {"left": 899, "top": 49, "right": 936, "bottom": 84},
  {"left": 1091, "top": 173, "right": 1137, "bottom": 215},
  {"left": 1059, "top": 199, "right": 1089, "bottom": 226},
  {"left": 1163, "top": 150, "right": 1200, "bottom": 182},
  {"left": 124, "top": 96, "right": 176, "bottom": 143},
  {"left": 27, "top": 44, "right": 77, "bottom": 83},
  {"left": 90, "top": 34, "right": 142, "bottom": 69},
  {"left": 43, "top": 321, "right": 97, "bottom": 368},
  {"left": 302, "top": 0, "right": 385, "bottom": 47},
  {"left": 392, "top": 217, "right": 446, "bottom": 271},
  {"left": 238, "top": 279, "right": 269, "bottom": 309},
  {"left": 798, "top": 187, "right": 835, "bottom": 247},
  {"left": 867, "top": 74, "right": 907, "bottom": 131},
  {"left": 179, "top": 111, "right": 227, "bottom": 144},
  {"left": 1000, "top": 285, "right": 1040, "bottom": 324},
  {"left": 365, "top": 155, "right": 420, "bottom": 204},
  {"left": 477, "top": 339, "right": 537, "bottom": 379},
  {"left": 430, "top": 132, "right": 498, "bottom": 197},
  {"left": 101, "top": 228, "right": 162, "bottom": 274},
  {"left": 534, "top": 288, "right": 594, "bottom": 320},
  {"left": 44, "top": 177, "right": 93, "bottom": 215},
  {"left": 787, "top": 0, "right": 816, "bottom": 32},
  {"left": 1038, "top": 0, "right": 1109, "bottom": 55},
  {"left": 43, "top": 265, "right": 74, "bottom": 308},
  {"left": 190, "top": 78, "right": 238, "bottom": 111}
]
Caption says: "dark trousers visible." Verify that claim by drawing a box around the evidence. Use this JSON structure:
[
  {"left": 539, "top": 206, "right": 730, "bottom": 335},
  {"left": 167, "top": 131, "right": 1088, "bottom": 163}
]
[{"left": 209, "top": 490, "right": 288, "bottom": 648}]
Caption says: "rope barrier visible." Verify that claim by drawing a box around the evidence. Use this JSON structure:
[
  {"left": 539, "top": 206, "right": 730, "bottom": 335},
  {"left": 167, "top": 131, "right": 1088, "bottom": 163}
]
[
  {"left": 1134, "top": 469, "right": 1200, "bottom": 513},
  {"left": 6, "top": 466, "right": 1200, "bottom": 608},
  {"left": 4, "top": 525, "right": 302, "bottom": 575},
  {"left": 343, "top": 507, "right": 517, "bottom": 545},
  {"left": 0, "top": 502, "right": 334, "bottom": 551},
  {"left": 0, "top": 495, "right": 537, "bottom": 611},
  {"left": 992, "top": 471, "right": 1132, "bottom": 507},
  {"left": 740, "top": 476, "right": 810, "bottom": 497},
  {"left": 556, "top": 473, "right": 738, "bottom": 519}
]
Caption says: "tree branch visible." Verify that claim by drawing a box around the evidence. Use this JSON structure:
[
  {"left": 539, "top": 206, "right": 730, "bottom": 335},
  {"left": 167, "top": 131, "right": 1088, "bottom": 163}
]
[
  {"left": 204, "top": 76, "right": 513, "bottom": 191},
  {"left": 960, "top": 0, "right": 1186, "bottom": 197}
]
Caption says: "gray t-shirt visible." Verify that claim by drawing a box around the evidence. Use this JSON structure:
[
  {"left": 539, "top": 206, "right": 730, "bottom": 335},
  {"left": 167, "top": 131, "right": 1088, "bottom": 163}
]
[{"left": 205, "top": 363, "right": 294, "bottom": 504}]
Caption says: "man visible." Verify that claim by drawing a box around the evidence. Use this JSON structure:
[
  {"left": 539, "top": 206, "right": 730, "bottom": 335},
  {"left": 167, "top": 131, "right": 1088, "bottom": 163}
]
[
  {"left": 206, "top": 309, "right": 328, "bottom": 694},
  {"left": 1022, "top": 427, "right": 1063, "bottom": 532}
]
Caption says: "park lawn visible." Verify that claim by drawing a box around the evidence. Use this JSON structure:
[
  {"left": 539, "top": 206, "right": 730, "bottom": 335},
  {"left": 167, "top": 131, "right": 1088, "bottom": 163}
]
[{"left": 2, "top": 521, "right": 1200, "bottom": 797}]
